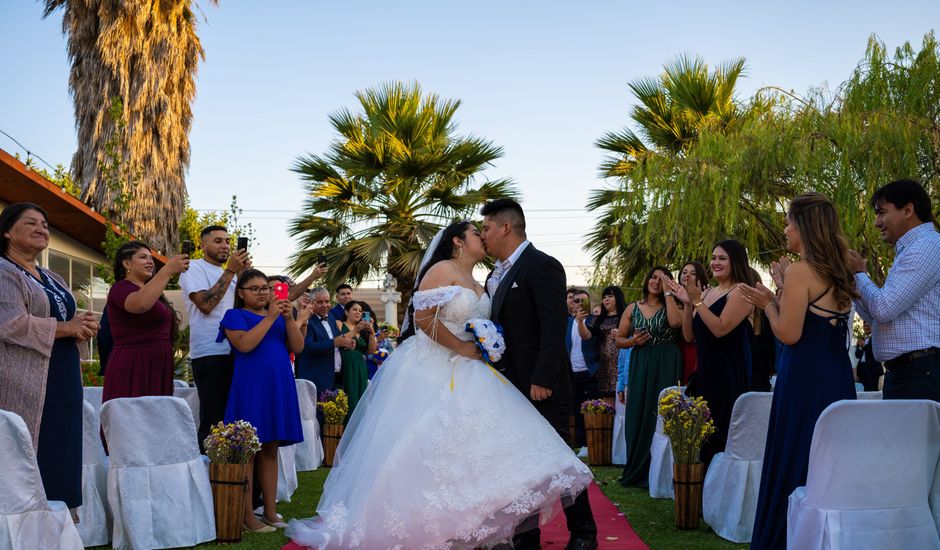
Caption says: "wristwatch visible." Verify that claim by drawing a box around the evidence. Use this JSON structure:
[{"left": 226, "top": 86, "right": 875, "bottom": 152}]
[{"left": 664, "top": 291, "right": 674, "bottom": 297}]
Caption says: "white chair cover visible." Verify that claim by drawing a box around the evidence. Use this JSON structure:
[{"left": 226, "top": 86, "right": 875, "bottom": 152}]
[
  {"left": 100, "top": 397, "right": 216, "bottom": 550},
  {"left": 612, "top": 397, "right": 626, "bottom": 465},
  {"left": 172, "top": 386, "right": 201, "bottom": 438},
  {"left": 649, "top": 386, "right": 684, "bottom": 499},
  {"left": 294, "top": 379, "right": 324, "bottom": 471},
  {"left": 83, "top": 386, "right": 104, "bottom": 414},
  {"left": 702, "top": 391, "right": 773, "bottom": 543},
  {"left": 277, "top": 444, "right": 299, "bottom": 502},
  {"left": 173, "top": 379, "right": 189, "bottom": 388},
  {"left": 788, "top": 400, "right": 940, "bottom": 550},
  {"left": 77, "top": 400, "right": 111, "bottom": 546},
  {"left": 857, "top": 391, "right": 882, "bottom": 400},
  {"left": 0, "top": 409, "right": 84, "bottom": 549}
]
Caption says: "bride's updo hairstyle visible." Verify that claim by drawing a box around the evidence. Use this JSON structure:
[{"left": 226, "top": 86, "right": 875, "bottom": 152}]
[{"left": 398, "top": 220, "right": 474, "bottom": 343}]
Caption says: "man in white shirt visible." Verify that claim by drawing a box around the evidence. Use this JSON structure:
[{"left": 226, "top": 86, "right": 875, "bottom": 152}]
[
  {"left": 565, "top": 289, "right": 599, "bottom": 450},
  {"left": 178, "top": 225, "right": 250, "bottom": 449}
]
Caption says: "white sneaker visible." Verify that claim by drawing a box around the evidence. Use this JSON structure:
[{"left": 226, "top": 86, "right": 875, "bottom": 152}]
[{"left": 577, "top": 446, "right": 588, "bottom": 458}]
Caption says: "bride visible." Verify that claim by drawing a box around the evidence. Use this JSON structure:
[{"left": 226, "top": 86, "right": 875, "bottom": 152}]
[{"left": 286, "top": 220, "right": 593, "bottom": 549}]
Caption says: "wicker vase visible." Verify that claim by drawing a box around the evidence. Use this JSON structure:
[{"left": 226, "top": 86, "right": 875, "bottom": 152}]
[
  {"left": 583, "top": 413, "right": 613, "bottom": 465},
  {"left": 673, "top": 462, "right": 705, "bottom": 529},
  {"left": 322, "top": 423, "right": 344, "bottom": 466},
  {"left": 208, "top": 462, "right": 250, "bottom": 542}
]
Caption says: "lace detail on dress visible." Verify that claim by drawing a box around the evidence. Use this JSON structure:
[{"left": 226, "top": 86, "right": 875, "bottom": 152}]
[{"left": 412, "top": 286, "right": 465, "bottom": 311}]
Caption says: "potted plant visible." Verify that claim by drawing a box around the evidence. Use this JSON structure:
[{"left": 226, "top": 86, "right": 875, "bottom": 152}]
[
  {"left": 204, "top": 420, "right": 261, "bottom": 542},
  {"left": 658, "top": 388, "right": 716, "bottom": 529},
  {"left": 580, "top": 399, "right": 615, "bottom": 465},
  {"left": 318, "top": 389, "right": 349, "bottom": 466}
]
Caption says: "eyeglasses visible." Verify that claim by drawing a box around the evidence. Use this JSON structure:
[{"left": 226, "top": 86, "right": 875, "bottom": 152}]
[{"left": 241, "top": 285, "right": 271, "bottom": 294}]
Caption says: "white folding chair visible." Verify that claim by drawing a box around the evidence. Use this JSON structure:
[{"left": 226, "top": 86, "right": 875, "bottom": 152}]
[
  {"left": 649, "top": 386, "right": 684, "bottom": 498},
  {"left": 100, "top": 396, "right": 216, "bottom": 550},
  {"left": 703, "top": 391, "right": 773, "bottom": 543},
  {"left": 277, "top": 445, "right": 299, "bottom": 503},
  {"left": 83, "top": 386, "right": 104, "bottom": 414},
  {"left": 294, "top": 379, "right": 324, "bottom": 471},
  {"left": 173, "top": 386, "right": 201, "bottom": 438},
  {"left": 76, "top": 400, "right": 111, "bottom": 546},
  {"left": 0, "top": 409, "right": 83, "bottom": 549},
  {"left": 788, "top": 400, "right": 940, "bottom": 550},
  {"left": 857, "top": 391, "right": 882, "bottom": 400}
]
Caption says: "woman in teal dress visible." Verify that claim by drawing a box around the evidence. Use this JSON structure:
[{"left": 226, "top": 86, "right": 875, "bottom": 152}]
[
  {"left": 617, "top": 267, "right": 683, "bottom": 487},
  {"left": 336, "top": 301, "right": 377, "bottom": 421}
]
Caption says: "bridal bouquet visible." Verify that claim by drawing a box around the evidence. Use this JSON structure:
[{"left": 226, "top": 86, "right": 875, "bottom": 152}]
[
  {"left": 465, "top": 319, "right": 505, "bottom": 366},
  {"left": 658, "top": 389, "right": 716, "bottom": 465}
]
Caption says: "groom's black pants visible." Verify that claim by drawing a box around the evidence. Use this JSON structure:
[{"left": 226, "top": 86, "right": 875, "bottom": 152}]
[{"left": 513, "top": 395, "right": 598, "bottom": 549}]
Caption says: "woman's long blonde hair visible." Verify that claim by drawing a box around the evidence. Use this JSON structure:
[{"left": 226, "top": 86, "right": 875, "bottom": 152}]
[{"left": 788, "top": 192, "right": 858, "bottom": 308}]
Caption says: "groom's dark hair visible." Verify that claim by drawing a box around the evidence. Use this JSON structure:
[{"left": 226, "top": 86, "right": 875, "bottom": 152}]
[{"left": 481, "top": 198, "right": 526, "bottom": 235}]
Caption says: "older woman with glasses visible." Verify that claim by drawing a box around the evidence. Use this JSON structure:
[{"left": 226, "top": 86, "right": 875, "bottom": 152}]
[{"left": 0, "top": 202, "right": 99, "bottom": 517}]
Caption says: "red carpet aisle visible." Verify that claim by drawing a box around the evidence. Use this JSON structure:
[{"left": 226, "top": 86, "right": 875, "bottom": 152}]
[
  {"left": 281, "top": 482, "right": 647, "bottom": 550},
  {"left": 539, "top": 482, "right": 647, "bottom": 549}
]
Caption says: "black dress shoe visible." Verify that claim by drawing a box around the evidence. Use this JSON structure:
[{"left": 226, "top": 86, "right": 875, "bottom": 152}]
[{"left": 564, "top": 537, "right": 599, "bottom": 550}]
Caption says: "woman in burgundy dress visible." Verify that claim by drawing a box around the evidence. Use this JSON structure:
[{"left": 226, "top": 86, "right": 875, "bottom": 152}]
[{"left": 103, "top": 241, "right": 188, "bottom": 403}]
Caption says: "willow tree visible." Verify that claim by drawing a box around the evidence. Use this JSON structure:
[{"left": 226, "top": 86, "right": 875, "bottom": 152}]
[
  {"left": 42, "top": 0, "right": 216, "bottom": 254},
  {"left": 289, "top": 81, "right": 518, "bottom": 299},
  {"left": 588, "top": 33, "right": 939, "bottom": 287}
]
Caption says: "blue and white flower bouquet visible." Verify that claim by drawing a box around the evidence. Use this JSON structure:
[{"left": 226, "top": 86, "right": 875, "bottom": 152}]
[{"left": 465, "top": 318, "right": 505, "bottom": 366}]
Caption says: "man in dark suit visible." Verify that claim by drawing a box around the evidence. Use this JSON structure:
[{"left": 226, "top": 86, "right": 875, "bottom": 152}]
[
  {"left": 566, "top": 289, "right": 599, "bottom": 450},
  {"left": 295, "top": 287, "right": 355, "bottom": 401},
  {"left": 481, "top": 199, "right": 598, "bottom": 550}
]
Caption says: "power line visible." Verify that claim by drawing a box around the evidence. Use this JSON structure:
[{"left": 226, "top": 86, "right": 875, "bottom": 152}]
[{"left": 0, "top": 129, "right": 59, "bottom": 172}]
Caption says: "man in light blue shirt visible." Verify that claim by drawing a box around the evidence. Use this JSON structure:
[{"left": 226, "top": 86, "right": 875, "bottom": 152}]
[{"left": 849, "top": 179, "right": 940, "bottom": 401}]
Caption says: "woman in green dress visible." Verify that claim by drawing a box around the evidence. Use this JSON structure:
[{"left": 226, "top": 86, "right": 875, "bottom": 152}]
[
  {"left": 616, "top": 266, "right": 683, "bottom": 487},
  {"left": 336, "top": 300, "right": 377, "bottom": 421}
]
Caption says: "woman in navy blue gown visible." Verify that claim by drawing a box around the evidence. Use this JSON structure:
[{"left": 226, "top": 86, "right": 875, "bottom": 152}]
[
  {"left": 739, "top": 193, "right": 858, "bottom": 549},
  {"left": 219, "top": 269, "right": 308, "bottom": 532},
  {"left": 676, "top": 240, "right": 755, "bottom": 467}
]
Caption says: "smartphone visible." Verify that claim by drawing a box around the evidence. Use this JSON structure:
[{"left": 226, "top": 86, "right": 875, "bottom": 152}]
[
  {"left": 580, "top": 300, "right": 592, "bottom": 316},
  {"left": 181, "top": 240, "right": 195, "bottom": 256},
  {"left": 317, "top": 253, "right": 327, "bottom": 266},
  {"left": 363, "top": 311, "right": 372, "bottom": 323},
  {"left": 272, "top": 282, "right": 289, "bottom": 301},
  {"left": 236, "top": 236, "right": 249, "bottom": 252}
]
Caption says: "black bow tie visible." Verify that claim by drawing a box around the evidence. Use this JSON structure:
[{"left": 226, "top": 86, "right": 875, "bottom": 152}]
[{"left": 320, "top": 316, "right": 330, "bottom": 322}]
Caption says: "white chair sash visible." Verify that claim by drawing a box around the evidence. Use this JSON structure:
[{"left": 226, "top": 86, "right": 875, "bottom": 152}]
[
  {"left": 76, "top": 400, "right": 111, "bottom": 546},
  {"left": 294, "top": 379, "right": 324, "bottom": 471}
]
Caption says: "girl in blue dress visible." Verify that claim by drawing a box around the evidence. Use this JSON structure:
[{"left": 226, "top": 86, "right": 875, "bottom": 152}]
[
  {"left": 218, "top": 269, "right": 309, "bottom": 532},
  {"left": 739, "top": 193, "right": 857, "bottom": 549}
]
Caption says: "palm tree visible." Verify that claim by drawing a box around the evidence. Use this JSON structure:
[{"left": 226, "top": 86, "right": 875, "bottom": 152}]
[
  {"left": 289, "top": 81, "right": 518, "bottom": 306},
  {"left": 587, "top": 55, "right": 776, "bottom": 287},
  {"left": 42, "top": 0, "right": 216, "bottom": 254}
]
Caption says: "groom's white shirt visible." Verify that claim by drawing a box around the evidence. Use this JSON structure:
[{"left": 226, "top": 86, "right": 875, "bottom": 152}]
[{"left": 488, "top": 240, "right": 530, "bottom": 296}]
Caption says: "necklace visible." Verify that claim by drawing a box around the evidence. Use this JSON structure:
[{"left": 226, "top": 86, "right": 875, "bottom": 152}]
[{"left": 712, "top": 285, "right": 733, "bottom": 297}]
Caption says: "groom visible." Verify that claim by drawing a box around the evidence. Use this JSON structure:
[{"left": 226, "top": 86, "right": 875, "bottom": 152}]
[{"left": 481, "top": 199, "right": 598, "bottom": 550}]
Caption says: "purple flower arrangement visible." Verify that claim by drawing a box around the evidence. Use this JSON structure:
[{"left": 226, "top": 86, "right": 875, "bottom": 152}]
[
  {"left": 203, "top": 420, "right": 262, "bottom": 464},
  {"left": 580, "top": 399, "right": 615, "bottom": 415}
]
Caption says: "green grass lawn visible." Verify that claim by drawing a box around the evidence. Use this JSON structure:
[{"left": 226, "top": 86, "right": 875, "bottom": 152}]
[{"left": 93, "top": 466, "right": 746, "bottom": 549}]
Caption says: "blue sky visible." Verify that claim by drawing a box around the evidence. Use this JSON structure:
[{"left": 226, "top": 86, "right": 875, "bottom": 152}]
[{"left": 1, "top": 1, "right": 937, "bottom": 285}]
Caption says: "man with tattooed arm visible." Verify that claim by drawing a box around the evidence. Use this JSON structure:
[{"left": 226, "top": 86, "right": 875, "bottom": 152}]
[{"left": 179, "top": 225, "right": 251, "bottom": 450}]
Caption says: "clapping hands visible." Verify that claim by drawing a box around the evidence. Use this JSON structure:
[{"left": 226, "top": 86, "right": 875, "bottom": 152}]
[
  {"left": 769, "top": 256, "right": 791, "bottom": 290},
  {"left": 664, "top": 278, "right": 691, "bottom": 305},
  {"left": 737, "top": 282, "right": 775, "bottom": 310}
]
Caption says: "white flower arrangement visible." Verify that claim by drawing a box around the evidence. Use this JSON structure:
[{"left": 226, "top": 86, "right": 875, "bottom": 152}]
[{"left": 465, "top": 318, "right": 505, "bottom": 365}]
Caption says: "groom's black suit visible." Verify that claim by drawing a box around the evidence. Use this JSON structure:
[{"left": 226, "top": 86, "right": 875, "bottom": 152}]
[{"left": 488, "top": 243, "right": 597, "bottom": 549}]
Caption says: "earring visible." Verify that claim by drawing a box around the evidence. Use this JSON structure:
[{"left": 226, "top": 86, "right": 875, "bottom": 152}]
[{"left": 458, "top": 247, "right": 464, "bottom": 259}]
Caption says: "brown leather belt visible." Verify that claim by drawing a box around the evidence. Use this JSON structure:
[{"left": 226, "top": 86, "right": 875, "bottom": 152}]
[{"left": 883, "top": 347, "right": 940, "bottom": 372}]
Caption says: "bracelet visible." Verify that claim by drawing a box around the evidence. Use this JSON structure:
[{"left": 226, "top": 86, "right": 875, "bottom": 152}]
[
  {"left": 693, "top": 301, "right": 704, "bottom": 308},
  {"left": 225, "top": 268, "right": 237, "bottom": 275}
]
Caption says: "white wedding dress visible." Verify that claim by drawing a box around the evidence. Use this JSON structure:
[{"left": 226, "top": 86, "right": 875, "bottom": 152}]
[{"left": 286, "top": 285, "right": 593, "bottom": 549}]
